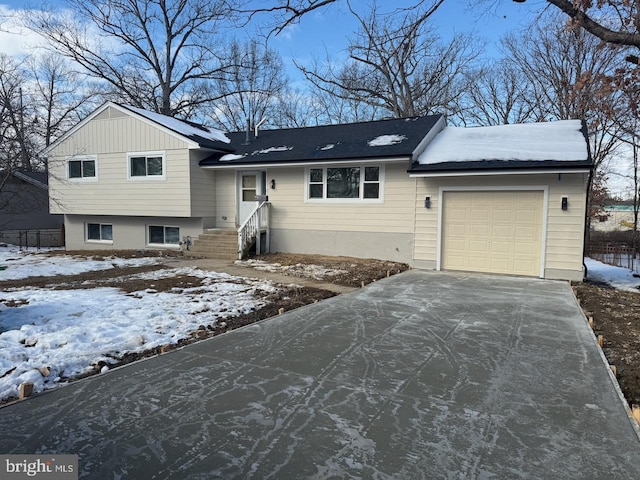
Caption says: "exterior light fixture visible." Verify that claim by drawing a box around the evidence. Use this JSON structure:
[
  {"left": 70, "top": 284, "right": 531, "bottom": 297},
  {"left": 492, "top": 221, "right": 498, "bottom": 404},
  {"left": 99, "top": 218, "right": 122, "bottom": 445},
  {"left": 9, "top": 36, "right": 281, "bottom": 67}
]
[
  {"left": 561, "top": 197, "right": 568, "bottom": 211},
  {"left": 425, "top": 196, "right": 431, "bottom": 209}
]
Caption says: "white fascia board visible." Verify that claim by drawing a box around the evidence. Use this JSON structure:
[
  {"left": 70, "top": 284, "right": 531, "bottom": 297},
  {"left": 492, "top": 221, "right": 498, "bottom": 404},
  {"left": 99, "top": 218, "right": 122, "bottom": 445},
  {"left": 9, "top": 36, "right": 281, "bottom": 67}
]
[
  {"left": 45, "top": 101, "right": 204, "bottom": 154},
  {"left": 411, "top": 115, "right": 446, "bottom": 158},
  {"left": 409, "top": 168, "right": 591, "bottom": 178},
  {"left": 201, "top": 156, "right": 411, "bottom": 169},
  {"left": 116, "top": 104, "right": 201, "bottom": 149}
]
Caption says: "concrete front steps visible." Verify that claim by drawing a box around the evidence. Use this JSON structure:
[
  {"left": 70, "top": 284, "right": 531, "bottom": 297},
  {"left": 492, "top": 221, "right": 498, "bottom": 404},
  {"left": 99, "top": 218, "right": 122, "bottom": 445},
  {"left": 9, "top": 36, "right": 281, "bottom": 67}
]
[{"left": 184, "top": 229, "right": 238, "bottom": 260}]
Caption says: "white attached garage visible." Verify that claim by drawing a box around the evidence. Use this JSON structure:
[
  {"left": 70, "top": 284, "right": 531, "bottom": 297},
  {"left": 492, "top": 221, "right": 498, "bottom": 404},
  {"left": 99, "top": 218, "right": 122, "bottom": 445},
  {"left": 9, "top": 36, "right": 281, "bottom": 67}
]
[
  {"left": 440, "top": 190, "right": 545, "bottom": 277},
  {"left": 410, "top": 120, "right": 593, "bottom": 282}
]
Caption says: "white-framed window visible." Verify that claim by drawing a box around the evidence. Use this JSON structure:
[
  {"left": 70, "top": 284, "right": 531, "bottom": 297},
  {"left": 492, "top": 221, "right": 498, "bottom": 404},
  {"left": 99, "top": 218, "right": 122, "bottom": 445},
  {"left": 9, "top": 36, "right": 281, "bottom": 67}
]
[
  {"left": 127, "top": 151, "right": 166, "bottom": 180},
  {"left": 68, "top": 155, "right": 98, "bottom": 181},
  {"left": 86, "top": 223, "right": 113, "bottom": 243},
  {"left": 148, "top": 225, "right": 180, "bottom": 246},
  {"left": 306, "top": 165, "right": 383, "bottom": 202}
]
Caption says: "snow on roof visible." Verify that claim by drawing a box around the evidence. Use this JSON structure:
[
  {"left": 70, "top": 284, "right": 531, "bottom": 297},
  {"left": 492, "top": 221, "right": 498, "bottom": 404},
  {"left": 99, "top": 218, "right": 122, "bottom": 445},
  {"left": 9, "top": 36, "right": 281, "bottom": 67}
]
[
  {"left": 319, "top": 144, "right": 336, "bottom": 151},
  {"left": 418, "top": 120, "right": 588, "bottom": 165},
  {"left": 128, "top": 106, "right": 230, "bottom": 144},
  {"left": 252, "top": 146, "right": 293, "bottom": 155},
  {"left": 368, "top": 134, "right": 407, "bottom": 147},
  {"left": 220, "top": 153, "right": 247, "bottom": 162}
]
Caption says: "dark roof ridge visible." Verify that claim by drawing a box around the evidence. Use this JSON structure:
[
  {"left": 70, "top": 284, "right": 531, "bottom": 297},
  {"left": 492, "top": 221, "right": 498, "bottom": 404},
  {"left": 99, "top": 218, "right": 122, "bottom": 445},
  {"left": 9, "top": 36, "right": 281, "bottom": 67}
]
[{"left": 228, "top": 114, "right": 439, "bottom": 135}]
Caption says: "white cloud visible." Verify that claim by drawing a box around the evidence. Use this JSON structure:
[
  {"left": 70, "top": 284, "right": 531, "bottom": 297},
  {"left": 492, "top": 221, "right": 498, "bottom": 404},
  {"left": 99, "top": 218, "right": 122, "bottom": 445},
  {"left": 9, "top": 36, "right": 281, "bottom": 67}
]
[{"left": 0, "top": 5, "right": 47, "bottom": 57}]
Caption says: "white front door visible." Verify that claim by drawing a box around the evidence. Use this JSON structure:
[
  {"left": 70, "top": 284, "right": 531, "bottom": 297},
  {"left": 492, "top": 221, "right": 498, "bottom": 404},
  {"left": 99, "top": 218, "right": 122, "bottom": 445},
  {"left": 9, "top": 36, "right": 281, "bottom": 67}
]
[{"left": 238, "top": 171, "right": 264, "bottom": 225}]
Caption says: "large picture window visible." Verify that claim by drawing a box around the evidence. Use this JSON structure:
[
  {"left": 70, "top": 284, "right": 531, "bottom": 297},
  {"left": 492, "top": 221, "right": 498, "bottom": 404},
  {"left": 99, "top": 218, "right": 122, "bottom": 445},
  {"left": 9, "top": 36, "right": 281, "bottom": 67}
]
[
  {"left": 307, "top": 165, "right": 382, "bottom": 202},
  {"left": 128, "top": 151, "right": 165, "bottom": 179},
  {"left": 68, "top": 156, "right": 97, "bottom": 181},
  {"left": 87, "top": 223, "right": 112, "bottom": 242},
  {"left": 148, "top": 225, "right": 180, "bottom": 245}
]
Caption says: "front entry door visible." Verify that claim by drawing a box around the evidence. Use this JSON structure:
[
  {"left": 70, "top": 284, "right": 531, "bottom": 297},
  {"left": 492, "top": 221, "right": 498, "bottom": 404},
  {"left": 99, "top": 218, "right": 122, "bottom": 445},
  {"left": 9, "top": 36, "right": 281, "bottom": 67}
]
[{"left": 238, "top": 171, "right": 265, "bottom": 225}]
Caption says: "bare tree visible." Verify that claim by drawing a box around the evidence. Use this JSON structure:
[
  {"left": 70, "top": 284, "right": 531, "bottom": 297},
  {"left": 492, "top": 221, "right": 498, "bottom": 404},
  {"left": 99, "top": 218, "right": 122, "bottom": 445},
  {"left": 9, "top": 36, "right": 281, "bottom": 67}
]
[
  {"left": 513, "top": 0, "right": 640, "bottom": 64},
  {"left": 459, "top": 61, "right": 543, "bottom": 126},
  {"left": 0, "top": 55, "right": 37, "bottom": 173},
  {"left": 28, "top": 54, "right": 97, "bottom": 148},
  {"left": 502, "top": 13, "right": 624, "bottom": 169},
  {"left": 237, "top": 0, "right": 442, "bottom": 36},
  {"left": 206, "top": 40, "right": 290, "bottom": 132},
  {"left": 25, "top": 0, "right": 233, "bottom": 118},
  {"left": 295, "top": 2, "right": 480, "bottom": 120}
]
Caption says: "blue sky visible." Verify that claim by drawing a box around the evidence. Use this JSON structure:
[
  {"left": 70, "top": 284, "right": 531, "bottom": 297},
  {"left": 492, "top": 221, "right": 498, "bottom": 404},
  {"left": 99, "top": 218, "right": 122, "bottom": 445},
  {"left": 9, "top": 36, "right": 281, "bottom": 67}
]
[{"left": 0, "top": 0, "right": 547, "bottom": 72}]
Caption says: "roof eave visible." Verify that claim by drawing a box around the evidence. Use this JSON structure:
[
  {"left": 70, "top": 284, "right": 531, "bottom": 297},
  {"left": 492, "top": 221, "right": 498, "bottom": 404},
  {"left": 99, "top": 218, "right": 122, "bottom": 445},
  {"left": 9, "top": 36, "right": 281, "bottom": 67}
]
[
  {"left": 408, "top": 164, "right": 593, "bottom": 178},
  {"left": 200, "top": 155, "right": 412, "bottom": 169}
]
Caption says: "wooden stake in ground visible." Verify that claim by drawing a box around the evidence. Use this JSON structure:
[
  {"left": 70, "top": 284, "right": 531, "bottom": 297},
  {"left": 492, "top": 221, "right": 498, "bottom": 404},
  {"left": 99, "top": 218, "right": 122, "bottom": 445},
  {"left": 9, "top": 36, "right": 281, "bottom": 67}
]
[
  {"left": 19, "top": 382, "right": 34, "bottom": 400},
  {"left": 632, "top": 405, "right": 640, "bottom": 424},
  {"left": 598, "top": 335, "right": 604, "bottom": 348}
]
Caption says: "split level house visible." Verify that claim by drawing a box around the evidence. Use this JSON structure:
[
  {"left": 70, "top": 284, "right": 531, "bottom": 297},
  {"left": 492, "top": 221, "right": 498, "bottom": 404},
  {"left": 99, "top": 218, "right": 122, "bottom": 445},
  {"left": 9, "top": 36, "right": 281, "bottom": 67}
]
[{"left": 45, "top": 102, "right": 593, "bottom": 281}]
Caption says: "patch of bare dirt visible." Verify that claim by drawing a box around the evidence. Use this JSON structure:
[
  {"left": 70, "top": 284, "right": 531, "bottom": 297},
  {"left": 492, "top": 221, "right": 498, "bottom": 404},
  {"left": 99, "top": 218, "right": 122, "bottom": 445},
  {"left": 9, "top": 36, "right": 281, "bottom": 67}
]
[
  {"left": 254, "top": 252, "right": 410, "bottom": 287},
  {"left": 574, "top": 282, "right": 640, "bottom": 407}
]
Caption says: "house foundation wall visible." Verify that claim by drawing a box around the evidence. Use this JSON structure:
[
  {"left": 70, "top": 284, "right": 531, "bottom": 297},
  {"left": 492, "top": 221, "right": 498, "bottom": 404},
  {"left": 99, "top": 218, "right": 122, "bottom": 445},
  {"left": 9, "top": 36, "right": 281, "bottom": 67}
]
[
  {"left": 64, "top": 214, "right": 204, "bottom": 251},
  {"left": 269, "top": 228, "right": 414, "bottom": 264}
]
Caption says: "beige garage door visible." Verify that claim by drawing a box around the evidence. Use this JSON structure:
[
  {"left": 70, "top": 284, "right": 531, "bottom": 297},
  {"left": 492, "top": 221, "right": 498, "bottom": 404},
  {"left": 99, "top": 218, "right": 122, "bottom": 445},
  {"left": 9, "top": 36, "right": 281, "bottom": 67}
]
[{"left": 442, "top": 191, "right": 544, "bottom": 277}]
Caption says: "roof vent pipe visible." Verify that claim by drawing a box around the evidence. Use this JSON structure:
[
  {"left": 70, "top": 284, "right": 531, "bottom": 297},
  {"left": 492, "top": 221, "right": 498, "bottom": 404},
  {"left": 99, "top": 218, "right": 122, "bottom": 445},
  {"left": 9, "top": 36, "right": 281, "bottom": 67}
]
[
  {"left": 255, "top": 117, "right": 267, "bottom": 138},
  {"left": 243, "top": 118, "right": 251, "bottom": 145}
]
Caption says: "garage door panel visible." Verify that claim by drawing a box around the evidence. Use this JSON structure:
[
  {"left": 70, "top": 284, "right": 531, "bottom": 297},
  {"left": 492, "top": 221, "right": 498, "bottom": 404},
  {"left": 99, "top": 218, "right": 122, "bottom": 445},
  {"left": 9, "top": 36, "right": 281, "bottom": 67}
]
[
  {"left": 442, "top": 191, "right": 543, "bottom": 277},
  {"left": 490, "top": 258, "right": 511, "bottom": 271},
  {"left": 491, "top": 241, "right": 512, "bottom": 254},
  {"left": 468, "top": 256, "right": 490, "bottom": 269},
  {"left": 470, "top": 225, "right": 490, "bottom": 236},
  {"left": 493, "top": 210, "right": 515, "bottom": 222},
  {"left": 469, "top": 240, "right": 490, "bottom": 252},
  {"left": 492, "top": 225, "right": 511, "bottom": 237}
]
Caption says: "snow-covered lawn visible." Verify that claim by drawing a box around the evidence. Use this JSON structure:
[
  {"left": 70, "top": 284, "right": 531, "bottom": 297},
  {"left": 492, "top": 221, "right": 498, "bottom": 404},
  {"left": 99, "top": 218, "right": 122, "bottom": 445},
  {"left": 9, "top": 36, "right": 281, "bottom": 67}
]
[
  {"left": 0, "top": 247, "right": 281, "bottom": 403},
  {"left": 0, "top": 245, "right": 162, "bottom": 280},
  {"left": 585, "top": 257, "right": 640, "bottom": 292}
]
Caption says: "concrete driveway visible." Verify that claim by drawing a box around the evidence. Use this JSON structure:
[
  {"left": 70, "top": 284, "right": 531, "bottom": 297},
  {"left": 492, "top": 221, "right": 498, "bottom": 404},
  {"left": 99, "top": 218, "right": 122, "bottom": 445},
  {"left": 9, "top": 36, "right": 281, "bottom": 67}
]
[{"left": 1, "top": 270, "right": 639, "bottom": 479}]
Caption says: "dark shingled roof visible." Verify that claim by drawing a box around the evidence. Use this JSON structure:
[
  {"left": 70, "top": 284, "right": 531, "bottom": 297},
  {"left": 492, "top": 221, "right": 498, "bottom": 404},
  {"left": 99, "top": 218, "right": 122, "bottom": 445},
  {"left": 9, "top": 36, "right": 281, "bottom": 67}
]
[
  {"left": 199, "top": 115, "right": 442, "bottom": 167},
  {"left": 14, "top": 170, "right": 49, "bottom": 188}
]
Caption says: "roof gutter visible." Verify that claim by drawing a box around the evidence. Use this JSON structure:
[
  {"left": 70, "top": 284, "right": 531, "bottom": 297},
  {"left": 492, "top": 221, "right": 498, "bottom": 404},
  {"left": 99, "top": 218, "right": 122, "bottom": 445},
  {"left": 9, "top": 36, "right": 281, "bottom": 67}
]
[
  {"left": 408, "top": 167, "right": 592, "bottom": 178},
  {"left": 200, "top": 156, "right": 412, "bottom": 170}
]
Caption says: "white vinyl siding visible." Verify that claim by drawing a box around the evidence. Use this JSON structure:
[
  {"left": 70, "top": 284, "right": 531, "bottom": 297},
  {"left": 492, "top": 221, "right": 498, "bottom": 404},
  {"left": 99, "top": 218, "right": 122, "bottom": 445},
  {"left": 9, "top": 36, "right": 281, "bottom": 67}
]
[
  {"left": 268, "top": 162, "right": 413, "bottom": 233},
  {"left": 413, "top": 173, "right": 588, "bottom": 278},
  {"left": 47, "top": 111, "right": 217, "bottom": 218}
]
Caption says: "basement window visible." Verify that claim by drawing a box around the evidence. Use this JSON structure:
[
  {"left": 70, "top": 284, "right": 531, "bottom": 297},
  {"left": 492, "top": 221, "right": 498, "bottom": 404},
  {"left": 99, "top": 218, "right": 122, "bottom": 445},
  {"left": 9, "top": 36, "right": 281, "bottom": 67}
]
[
  {"left": 148, "top": 225, "right": 180, "bottom": 246},
  {"left": 87, "top": 223, "right": 113, "bottom": 242}
]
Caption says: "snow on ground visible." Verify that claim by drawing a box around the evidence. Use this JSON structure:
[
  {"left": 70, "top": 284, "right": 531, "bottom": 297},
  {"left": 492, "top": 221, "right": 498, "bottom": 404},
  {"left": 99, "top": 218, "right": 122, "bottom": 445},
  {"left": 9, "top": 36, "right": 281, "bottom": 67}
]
[
  {"left": 585, "top": 257, "right": 640, "bottom": 292},
  {"left": 0, "top": 245, "right": 162, "bottom": 280},
  {"left": 235, "top": 259, "right": 347, "bottom": 280},
  {"left": 0, "top": 251, "right": 280, "bottom": 403}
]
